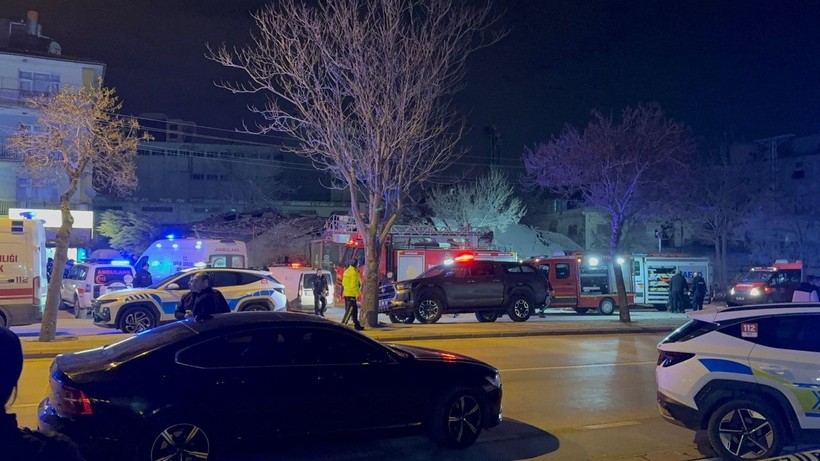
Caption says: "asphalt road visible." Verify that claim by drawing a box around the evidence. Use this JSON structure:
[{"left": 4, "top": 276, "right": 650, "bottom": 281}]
[{"left": 12, "top": 332, "right": 715, "bottom": 461}]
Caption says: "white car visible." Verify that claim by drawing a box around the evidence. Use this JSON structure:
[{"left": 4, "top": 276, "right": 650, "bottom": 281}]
[
  {"left": 656, "top": 303, "right": 820, "bottom": 460},
  {"left": 60, "top": 260, "right": 136, "bottom": 319},
  {"left": 91, "top": 268, "right": 286, "bottom": 333}
]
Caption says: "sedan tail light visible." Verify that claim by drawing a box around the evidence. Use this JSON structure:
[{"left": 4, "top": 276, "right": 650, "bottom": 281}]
[
  {"left": 657, "top": 350, "right": 695, "bottom": 367},
  {"left": 50, "top": 376, "right": 93, "bottom": 416}
]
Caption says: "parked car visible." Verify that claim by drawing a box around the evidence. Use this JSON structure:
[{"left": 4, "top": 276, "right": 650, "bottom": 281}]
[
  {"left": 656, "top": 303, "right": 820, "bottom": 460},
  {"left": 60, "top": 259, "right": 135, "bottom": 319},
  {"left": 39, "top": 312, "right": 503, "bottom": 460},
  {"left": 388, "top": 257, "right": 551, "bottom": 323},
  {"left": 91, "top": 268, "right": 286, "bottom": 333}
]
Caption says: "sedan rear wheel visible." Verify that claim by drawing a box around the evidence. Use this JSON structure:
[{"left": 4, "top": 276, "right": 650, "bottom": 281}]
[
  {"left": 73, "top": 296, "right": 85, "bottom": 319},
  {"left": 119, "top": 306, "right": 156, "bottom": 334},
  {"left": 149, "top": 422, "right": 212, "bottom": 461},
  {"left": 707, "top": 399, "right": 784, "bottom": 461},
  {"left": 428, "top": 387, "right": 483, "bottom": 448},
  {"left": 415, "top": 296, "right": 443, "bottom": 324}
]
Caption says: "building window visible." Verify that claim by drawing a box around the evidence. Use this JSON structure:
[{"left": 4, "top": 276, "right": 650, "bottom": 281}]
[
  {"left": 19, "top": 70, "right": 60, "bottom": 97},
  {"left": 141, "top": 206, "right": 173, "bottom": 212}
]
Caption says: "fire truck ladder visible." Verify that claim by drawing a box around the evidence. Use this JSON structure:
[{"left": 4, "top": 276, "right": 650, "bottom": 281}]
[{"left": 323, "top": 215, "right": 490, "bottom": 247}]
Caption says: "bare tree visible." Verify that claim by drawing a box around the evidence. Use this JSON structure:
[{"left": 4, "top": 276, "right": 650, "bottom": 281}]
[
  {"left": 523, "top": 103, "right": 695, "bottom": 322},
  {"left": 427, "top": 169, "right": 525, "bottom": 232},
  {"left": 207, "top": 0, "right": 502, "bottom": 327},
  {"left": 8, "top": 84, "right": 148, "bottom": 341}
]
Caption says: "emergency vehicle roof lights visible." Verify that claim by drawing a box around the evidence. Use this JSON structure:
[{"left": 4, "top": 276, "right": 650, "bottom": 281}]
[
  {"left": 443, "top": 258, "right": 454, "bottom": 265},
  {"left": 172, "top": 243, "right": 179, "bottom": 249},
  {"left": 290, "top": 262, "right": 302, "bottom": 268},
  {"left": 616, "top": 257, "right": 625, "bottom": 265},
  {"left": 166, "top": 234, "right": 175, "bottom": 240},
  {"left": 454, "top": 254, "right": 475, "bottom": 262},
  {"left": 588, "top": 257, "right": 600, "bottom": 266},
  {"left": 110, "top": 260, "right": 131, "bottom": 266},
  {"left": 194, "top": 262, "right": 208, "bottom": 268}
]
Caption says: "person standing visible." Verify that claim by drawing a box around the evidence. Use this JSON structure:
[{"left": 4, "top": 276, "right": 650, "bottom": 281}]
[
  {"left": 341, "top": 259, "right": 364, "bottom": 331},
  {"left": 668, "top": 271, "right": 688, "bottom": 313},
  {"left": 1, "top": 327, "right": 87, "bottom": 460},
  {"left": 133, "top": 262, "right": 153, "bottom": 288},
  {"left": 312, "top": 269, "right": 329, "bottom": 316},
  {"left": 174, "top": 272, "right": 231, "bottom": 321},
  {"left": 691, "top": 272, "right": 707, "bottom": 311}
]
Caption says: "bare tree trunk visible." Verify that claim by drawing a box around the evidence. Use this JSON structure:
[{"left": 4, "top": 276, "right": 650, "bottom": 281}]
[
  {"left": 611, "top": 215, "right": 631, "bottom": 323},
  {"left": 40, "top": 188, "right": 76, "bottom": 342},
  {"left": 362, "top": 227, "right": 380, "bottom": 328}
]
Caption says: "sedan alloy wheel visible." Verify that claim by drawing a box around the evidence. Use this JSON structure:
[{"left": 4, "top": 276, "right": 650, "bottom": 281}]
[{"left": 150, "top": 422, "right": 211, "bottom": 461}]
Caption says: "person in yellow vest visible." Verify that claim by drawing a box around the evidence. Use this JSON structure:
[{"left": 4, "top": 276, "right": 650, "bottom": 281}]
[{"left": 341, "top": 258, "right": 365, "bottom": 331}]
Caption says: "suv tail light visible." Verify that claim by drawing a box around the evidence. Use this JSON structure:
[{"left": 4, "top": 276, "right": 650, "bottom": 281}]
[
  {"left": 657, "top": 350, "right": 695, "bottom": 367},
  {"left": 50, "top": 376, "right": 93, "bottom": 416}
]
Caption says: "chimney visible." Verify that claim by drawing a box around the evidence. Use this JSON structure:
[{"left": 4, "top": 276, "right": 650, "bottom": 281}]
[{"left": 26, "top": 10, "right": 39, "bottom": 36}]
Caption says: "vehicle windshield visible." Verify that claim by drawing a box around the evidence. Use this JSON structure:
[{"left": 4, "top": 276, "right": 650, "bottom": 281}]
[
  {"left": 739, "top": 271, "right": 774, "bottom": 284},
  {"left": 418, "top": 265, "right": 447, "bottom": 279}
]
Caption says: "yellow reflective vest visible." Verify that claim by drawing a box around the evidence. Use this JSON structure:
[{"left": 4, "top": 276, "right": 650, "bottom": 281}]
[{"left": 342, "top": 265, "right": 361, "bottom": 298}]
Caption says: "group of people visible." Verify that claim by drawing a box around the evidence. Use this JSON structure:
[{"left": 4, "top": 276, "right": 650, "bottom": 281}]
[{"left": 668, "top": 271, "right": 708, "bottom": 313}]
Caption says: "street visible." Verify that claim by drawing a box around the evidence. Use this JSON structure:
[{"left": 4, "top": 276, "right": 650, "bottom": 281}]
[{"left": 11, "top": 332, "right": 713, "bottom": 461}]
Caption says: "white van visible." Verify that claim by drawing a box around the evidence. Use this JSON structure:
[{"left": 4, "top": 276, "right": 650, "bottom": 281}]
[
  {"left": 134, "top": 238, "right": 248, "bottom": 281},
  {"left": 268, "top": 265, "right": 334, "bottom": 312},
  {"left": 0, "top": 218, "right": 47, "bottom": 327}
]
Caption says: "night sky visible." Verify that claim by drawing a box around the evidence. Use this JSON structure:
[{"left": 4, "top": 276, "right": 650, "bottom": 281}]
[{"left": 3, "top": 1, "right": 820, "bottom": 168}]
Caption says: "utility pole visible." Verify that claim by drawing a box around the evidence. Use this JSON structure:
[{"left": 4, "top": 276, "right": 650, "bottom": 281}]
[{"left": 754, "top": 134, "right": 793, "bottom": 189}]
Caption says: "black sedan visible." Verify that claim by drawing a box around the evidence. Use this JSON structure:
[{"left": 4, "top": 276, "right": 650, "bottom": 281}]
[{"left": 39, "top": 312, "right": 503, "bottom": 461}]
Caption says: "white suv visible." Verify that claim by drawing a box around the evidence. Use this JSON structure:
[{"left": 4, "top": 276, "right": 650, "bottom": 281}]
[
  {"left": 60, "top": 259, "right": 135, "bottom": 319},
  {"left": 91, "top": 268, "right": 286, "bottom": 333},
  {"left": 656, "top": 304, "right": 820, "bottom": 460}
]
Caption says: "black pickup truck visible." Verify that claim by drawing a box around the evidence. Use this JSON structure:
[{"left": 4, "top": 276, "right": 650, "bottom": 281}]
[{"left": 387, "top": 259, "right": 551, "bottom": 324}]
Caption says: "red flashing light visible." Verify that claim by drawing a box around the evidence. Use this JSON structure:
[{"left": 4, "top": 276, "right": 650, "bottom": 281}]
[
  {"left": 454, "top": 254, "right": 475, "bottom": 262},
  {"left": 290, "top": 262, "right": 302, "bottom": 268}
]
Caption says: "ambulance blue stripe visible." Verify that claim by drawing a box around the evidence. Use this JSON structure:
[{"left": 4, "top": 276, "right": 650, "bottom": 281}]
[{"left": 698, "top": 358, "right": 753, "bottom": 375}]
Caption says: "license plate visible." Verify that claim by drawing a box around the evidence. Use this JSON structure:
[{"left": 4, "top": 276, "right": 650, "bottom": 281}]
[{"left": 735, "top": 297, "right": 744, "bottom": 301}]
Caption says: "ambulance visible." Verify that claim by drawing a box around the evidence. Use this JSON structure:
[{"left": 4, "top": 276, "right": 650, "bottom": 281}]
[
  {"left": 0, "top": 218, "right": 47, "bottom": 327},
  {"left": 134, "top": 237, "right": 248, "bottom": 281}
]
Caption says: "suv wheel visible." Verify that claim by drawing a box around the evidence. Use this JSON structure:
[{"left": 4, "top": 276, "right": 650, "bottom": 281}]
[
  {"left": 241, "top": 303, "right": 268, "bottom": 312},
  {"left": 475, "top": 311, "right": 498, "bottom": 322},
  {"left": 119, "top": 305, "right": 157, "bottom": 333},
  {"left": 597, "top": 298, "right": 616, "bottom": 315},
  {"left": 415, "top": 295, "right": 443, "bottom": 324},
  {"left": 707, "top": 399, "right": 785, "bottom": 461},
  {"left": 389, "top": 313, "right": 415, "bottom": 324},
  {"left": 507, "top": 295, "right": 532, "bottom": 322}
]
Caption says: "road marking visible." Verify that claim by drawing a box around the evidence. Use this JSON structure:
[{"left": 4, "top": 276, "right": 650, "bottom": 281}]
[
  {"left": 583, "top": 420, "right": 641, "bottom": 430},
  {"left": 499, "top": 360, "right": 655, "bottom": 372}
]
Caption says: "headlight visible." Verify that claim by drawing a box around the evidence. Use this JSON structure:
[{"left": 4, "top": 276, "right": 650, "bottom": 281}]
[
  {"left": 485, "top": 372, "right": 502, "bottom": 389},
  {"left": 729, "top": 287, "right": 735, "bottom": 295},
  {"left": 749, "top": 287, "right": 761, "bottom": 296}
]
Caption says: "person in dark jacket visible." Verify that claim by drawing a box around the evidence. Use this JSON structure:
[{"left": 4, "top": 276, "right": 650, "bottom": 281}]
[
  {"left": 668, "top": 271, "right": 689, "bottom": 313},
  {"left": 132, "top": 263, "right": 153, "bottom": 288},
  {"left": 1, "top": 327, "right": 86, "bottom": 461},
  {"left": 311, "top": 270, "right": 329, "bottom": 316},
  {"left": 691, "top": 272, "right": 707, "bottom": 311},
  {"left": 174, "top": 272, "right": 231, "bottom": 321}
]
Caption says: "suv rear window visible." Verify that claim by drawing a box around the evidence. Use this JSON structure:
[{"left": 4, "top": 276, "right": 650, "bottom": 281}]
[
  {"left": 94, "top": 267, "right": 133, "bottom": 284},
  {"left": 660, "top": 319, "right": 719, "bottom": 344}
]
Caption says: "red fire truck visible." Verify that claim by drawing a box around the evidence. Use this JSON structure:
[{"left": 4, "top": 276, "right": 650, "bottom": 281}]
[
  {"left": 526, "top": 252, "right": 635, "bottom": 315},
  {"left": 315, "top": 216, "right": 515, "bottom": 303},
  {"left": 726, "top": 260, "right": 803, "bottom": 306}
]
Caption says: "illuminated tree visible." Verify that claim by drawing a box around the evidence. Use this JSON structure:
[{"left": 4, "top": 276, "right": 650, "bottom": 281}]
[
  {"left": 208, "top": 0, "right": 502, "bottom": 327},
  {"left": 523, "top": 103, "right": 695, "bottom": 322},
  {"left": 8, "top": 84, "right": 148, "bottom": 341},
  {"left": 97, "top": 210, "right": 159, "bottom": 257},
  {"left": 427, "top": 169, "right": 526, "bottom": 232}
]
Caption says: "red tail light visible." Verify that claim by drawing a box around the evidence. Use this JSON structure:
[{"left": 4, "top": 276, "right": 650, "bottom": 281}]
[
  {"left": 657, "top": 350, "right": 695, "bottom": 367},
  {"left": 50, "top": 377, "right": 93, "bottom": 416}
]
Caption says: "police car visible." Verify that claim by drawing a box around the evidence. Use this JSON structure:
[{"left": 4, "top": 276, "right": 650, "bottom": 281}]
[
  {"left": 656, "top": 303, "right": 820, "bottom": 460},
  {"left": 92, "top": 268, "right": 286, "bottom": 333}
]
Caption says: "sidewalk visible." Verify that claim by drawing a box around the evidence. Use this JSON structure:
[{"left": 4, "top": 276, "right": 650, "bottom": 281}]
[{"left": 14, "top": 307, "right": 690, "bottom": 359}]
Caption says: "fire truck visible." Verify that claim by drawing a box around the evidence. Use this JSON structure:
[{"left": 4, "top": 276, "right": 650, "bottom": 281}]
[
  {"left": 727, "top": 260, "right": 803, "bottom": 306},
  {"left": 314, "top": 216, "right": 515, "bottom": 303},
  {"left": 526, "top": 252, "right": 635, "bottom": 315}
]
